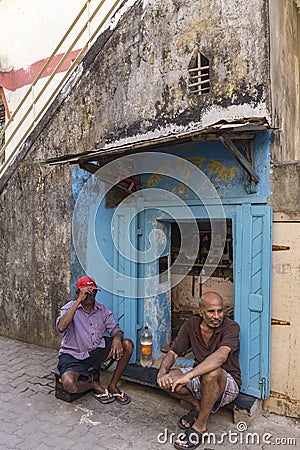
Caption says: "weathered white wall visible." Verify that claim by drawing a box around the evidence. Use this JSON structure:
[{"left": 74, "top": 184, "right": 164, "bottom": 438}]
[
  {"left": 268, "top": 3, "right": 300, "bottom": 417},
  {"left": 269, "top": 0, "right": 300, "bottom": 161},
  {"left": 0, "top": 0, "right": 88, "bottom": 161},
  {"left": 0, "top": 0, "right": 87, "bottom": 70},
  {"left": 0, "top": 0, "right": 271, "bottom": 158},
  {"left": 264, "top": 220, "right": 300, "bottom": 418},
  {"left": 0, "top": 0, "right": 127, "bottom": 165}
]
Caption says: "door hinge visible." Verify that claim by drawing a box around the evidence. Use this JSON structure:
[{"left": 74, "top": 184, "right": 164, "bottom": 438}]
[
  {"left": 271, "top": 318, "right": 290, "bottom": 325},
  {"left": 259, "top": 377, "right": 267, "bottom": 400},
  {"left": 272, "top": 245, "right": 290, "bottom": 251},
  {"left": 136, "top": 323, "right": 143, "bottom": 331}
]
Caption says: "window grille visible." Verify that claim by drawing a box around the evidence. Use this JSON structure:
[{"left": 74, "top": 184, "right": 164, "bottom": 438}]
[{"left": 188, "top": 52, "right": 210, "bottom": 95}]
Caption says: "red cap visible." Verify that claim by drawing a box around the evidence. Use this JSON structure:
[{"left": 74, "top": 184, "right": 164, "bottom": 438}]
[{"left": 76, "top": 276, "right": 99, "bottom": 290}]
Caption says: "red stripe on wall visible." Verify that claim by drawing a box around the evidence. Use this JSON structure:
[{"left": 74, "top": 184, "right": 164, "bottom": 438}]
[
  {"left": 0, "top": 87, "right": 10, "bottom": 119},
  {"left": 0, "top": 49, "right": 85, "bottom": 92}
]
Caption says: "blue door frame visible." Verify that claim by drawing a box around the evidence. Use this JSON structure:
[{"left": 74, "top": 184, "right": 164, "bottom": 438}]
[
  {"left": 139, "top": 202, "right": 272, "bottom": 399},
  {"left": 72, "top": 166, "right": 272, "bottom": 399}
]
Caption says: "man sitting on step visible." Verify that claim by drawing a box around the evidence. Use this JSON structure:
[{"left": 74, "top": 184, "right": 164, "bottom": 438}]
[
  {"left": 56, "top": 275, "right": 133, "bottom": 405},
  {"left": 157, "top": 291, "right": 241, "bottom": 450}
]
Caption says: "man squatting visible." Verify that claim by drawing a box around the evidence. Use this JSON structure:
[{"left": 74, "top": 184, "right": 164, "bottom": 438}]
[{"left": 157, "top": 291, "right": 241, "bottom": 450}]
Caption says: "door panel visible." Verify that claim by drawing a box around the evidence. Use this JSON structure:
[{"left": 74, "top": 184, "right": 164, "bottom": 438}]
[
  {"left": 235, "top": 204, "right": 272, "bottom": 399},
  {"left": 112, "top": 206, "right": 138, "bottom": 363}
]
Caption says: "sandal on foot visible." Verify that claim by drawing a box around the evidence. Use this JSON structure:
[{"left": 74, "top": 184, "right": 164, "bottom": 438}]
[
  {"left": 177, "top": 408, "right": 199, "bottom": 430},
  {"left": 113, "top": 391, "right": 131, "bottom": 405},
  {"left": 174, "top": 427, "right": 203, "bottom": 450},
  {"left": 90, "top": 389, "right": 115, "bottom": 404}
]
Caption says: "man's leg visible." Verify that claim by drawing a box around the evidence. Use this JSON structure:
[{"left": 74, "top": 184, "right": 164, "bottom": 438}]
[
  {"left": 160, "top": 368, "right": 201, "bottom": 410},
  {"left": 192, "top": 368, "right": 227, "bottom": 434},
  {"left": 62, "top": 370, "right": 110, "bottom": 396},
  {"left": 107, "top": 338, "right": 134, "bottom": 394}
]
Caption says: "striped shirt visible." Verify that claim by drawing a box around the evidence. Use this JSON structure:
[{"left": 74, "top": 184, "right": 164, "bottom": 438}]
[{"left": 56, "top": 301, "right": 123, "bottom": 360}]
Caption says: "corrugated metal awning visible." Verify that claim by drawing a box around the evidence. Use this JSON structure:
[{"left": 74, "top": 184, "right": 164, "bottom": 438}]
[
  {"left": 45, "top": 117, "right": 271, "bottom": 183},
  {"left": 45, "top": 117, "right": 270, "bottom": 166}
]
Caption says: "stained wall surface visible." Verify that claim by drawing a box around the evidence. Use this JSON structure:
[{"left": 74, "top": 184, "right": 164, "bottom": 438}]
[
  {"left": 269, "top": 0, "right": 300, "bottom": 161},
  {"left": 268, "top": 1, "right": 300, "bottom": 418},
  {"left": 264, "top": 220, "right": 300, "bottom": 418},
  {"left": 0, "top": 0, "right": 271, "bottom": 346}
]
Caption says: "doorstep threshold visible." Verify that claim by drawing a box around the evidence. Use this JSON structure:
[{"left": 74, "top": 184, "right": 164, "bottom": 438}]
[
  {"left": 120, "top": 364, "right": 258, "bottom": 413},
  {"left": 120, "top": 364, "right": 160, "bottom": 388}
]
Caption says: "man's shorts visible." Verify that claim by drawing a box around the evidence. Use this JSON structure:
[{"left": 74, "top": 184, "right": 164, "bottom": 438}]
[
  {"left": 180, "top": 367, "right": 239, "bottom": 413},
  {"left": 58, "top": 336, "right": 113, "bottom": 378}
]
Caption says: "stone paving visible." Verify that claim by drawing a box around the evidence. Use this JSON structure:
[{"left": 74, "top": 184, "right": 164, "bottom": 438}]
[{"left": 0, "top": 336, "right": 299, "bottom": 450}]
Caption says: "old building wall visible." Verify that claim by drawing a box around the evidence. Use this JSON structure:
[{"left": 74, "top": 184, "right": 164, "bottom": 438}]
[
  {"left": 0, "top": 0, "right": 271, "bottom": 348},
  {"left": 264, "top": 220, "right": 300, "bottom": 418},
  {"left": 0, "top": 0, "right": 88, "bottom": 124},
  {"left": 268, "top": 1, "right": 300, "bottom": 418},
  {"left": 269, "top": 0, "right": 300, "bottom": 161},
  {"left": 83, "top": 0, "right": 271, "bottom": 144},
  {"left": 270, "top": 163, "right": 300, "bottom": 217},
  {"left": 0, "top": 0, "right": 86, "bottom": 71},
  {"left": 0, "top": 157, "right": 72, "bottom": 348}
]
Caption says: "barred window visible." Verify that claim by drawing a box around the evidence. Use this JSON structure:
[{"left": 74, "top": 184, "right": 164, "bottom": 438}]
[{"left": 188, "top": 52, "right": 210, "bottom": 95}]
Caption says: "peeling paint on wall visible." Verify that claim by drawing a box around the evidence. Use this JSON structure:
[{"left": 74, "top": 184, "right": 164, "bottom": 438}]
[{"left": 0, "top": 0, "right": 271, "bottom": 348}]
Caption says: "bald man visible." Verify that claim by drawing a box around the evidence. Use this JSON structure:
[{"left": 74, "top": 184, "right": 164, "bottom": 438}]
[{"left": 157, "top": 291, "right": 241, "bottom": 450}]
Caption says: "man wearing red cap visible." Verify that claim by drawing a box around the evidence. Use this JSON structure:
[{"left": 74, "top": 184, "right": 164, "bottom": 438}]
[{"left": 56, "top": 275, "right": 134, "bottom": 405}]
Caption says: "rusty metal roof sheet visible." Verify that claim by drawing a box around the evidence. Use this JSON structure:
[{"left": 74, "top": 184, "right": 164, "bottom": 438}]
[{"left": 45, "top": 117, "right": 271, "bottom": 166}]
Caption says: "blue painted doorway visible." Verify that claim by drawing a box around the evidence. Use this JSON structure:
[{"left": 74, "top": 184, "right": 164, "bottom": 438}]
[{"left": 139, "top": 202, "right": 272, "bottom": 399}]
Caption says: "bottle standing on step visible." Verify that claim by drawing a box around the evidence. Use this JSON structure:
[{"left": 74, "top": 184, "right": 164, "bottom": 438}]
[{"left": 140, "top": 322, "right": 153, "bottom": 367}]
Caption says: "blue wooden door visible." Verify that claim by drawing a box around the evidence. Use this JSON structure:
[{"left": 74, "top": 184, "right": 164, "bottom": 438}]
[
  {"left": 112, "top": 205, "right": 138, "bottom": 363},
  {"left": 235, "top": 204, "right": 272, "bottom": 399}
]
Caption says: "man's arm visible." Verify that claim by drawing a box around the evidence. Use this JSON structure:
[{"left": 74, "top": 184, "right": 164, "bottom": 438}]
[
  {"left": 57, "top": 290, "right": 87, "bottom": 332},
  {"left": 171, "top": 346, "right": 231, "bottom": 392},
  {"left": 157, "top": 350, "right": 178, "bottom": 388},
  {"left": 101, "top": 307, "right": 124, "bottom": 359},
  {"left": 110, "top": 331, "right": 124, "bottom": 360}
]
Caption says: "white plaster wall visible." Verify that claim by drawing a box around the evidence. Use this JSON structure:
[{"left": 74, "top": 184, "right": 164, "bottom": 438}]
[
  {"left": 0, "top": 0, "right": 131, "bottom": 71},
  {"left": 0, "top": 0, "right": 88, "bottom": 153},
  {"left": 0, "top": 0, "right": 127, "bottom": 165},
  {"left": 264, "top": 220, "right": 300, "bottom": 418},
  {"left": 269, "top": 0, "right": 300, "bottom": 161},
  {"left": 0, "top": 0, "right": 87, "bottom": 70}
]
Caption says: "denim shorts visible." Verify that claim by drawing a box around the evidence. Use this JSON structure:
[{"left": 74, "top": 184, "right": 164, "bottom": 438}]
[
  {"left": 58, "top": 336, "right": 112, "bottom": 377},
  {"left": 180, "top": 367, "right": 239, "bottom": 413}
]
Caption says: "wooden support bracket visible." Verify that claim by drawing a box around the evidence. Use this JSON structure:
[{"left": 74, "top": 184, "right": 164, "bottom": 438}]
[
  {"left": 79, "top": 161, "right": 99, "bottom": 174},
  {"left": 219, "top": 133, "right": 260, "bottom": 183},
  {"left": 79, "top": 161, "right": 140, "bottom": 194}
]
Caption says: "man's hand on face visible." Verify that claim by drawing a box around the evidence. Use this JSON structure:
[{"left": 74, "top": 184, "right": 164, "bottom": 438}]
[{"left": 77, "top": 287, "right": 95, "bottom": 303}]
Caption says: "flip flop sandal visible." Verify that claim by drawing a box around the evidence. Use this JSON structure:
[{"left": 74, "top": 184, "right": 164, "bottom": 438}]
[
  {"left": 90, "top": 389, "right": 115, "bottom": 404},
  {"left": 113, "top": 391, "right": 131, "bottom": 405},
  {"left": 177, "top": 408, "right": 199, "bottom": 430},
  {"left": 174, "top": 427, "right": 203, "bottom": 450}
]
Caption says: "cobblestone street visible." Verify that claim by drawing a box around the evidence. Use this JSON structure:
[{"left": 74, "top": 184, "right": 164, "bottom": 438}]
[{"left": 0, "top": 336, "right": 298, "bottom": 450}]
